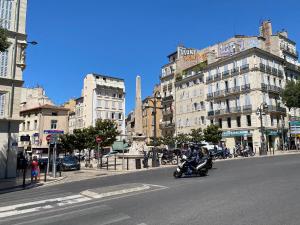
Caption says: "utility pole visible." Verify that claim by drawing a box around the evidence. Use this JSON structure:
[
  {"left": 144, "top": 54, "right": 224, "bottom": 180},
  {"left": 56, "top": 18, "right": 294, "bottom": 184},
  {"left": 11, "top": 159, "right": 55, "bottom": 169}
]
[{"left": 258, "top": 103, "right": 268, "bottom": 155}]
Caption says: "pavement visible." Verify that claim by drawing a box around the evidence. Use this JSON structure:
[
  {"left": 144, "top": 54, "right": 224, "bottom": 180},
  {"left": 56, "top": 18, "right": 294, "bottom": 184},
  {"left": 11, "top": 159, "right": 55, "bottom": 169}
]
[{"left": 0, "top": 152, "right": 300, "bottom": 225}]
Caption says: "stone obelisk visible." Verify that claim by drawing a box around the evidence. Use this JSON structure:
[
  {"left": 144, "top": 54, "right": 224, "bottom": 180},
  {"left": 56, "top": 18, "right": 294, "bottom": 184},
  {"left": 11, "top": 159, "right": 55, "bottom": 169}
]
[
  {"left": 127, "top": 75, "right": 147, "bottom": 155},
  {"left": 134, "top": 75, "right": 143, "bottom": 136}
]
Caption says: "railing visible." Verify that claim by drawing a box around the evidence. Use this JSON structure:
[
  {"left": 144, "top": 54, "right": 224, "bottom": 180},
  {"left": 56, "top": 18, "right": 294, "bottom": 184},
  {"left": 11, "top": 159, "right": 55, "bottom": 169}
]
[
  {"left": 243, "top": 105, "right": 252, "bottom": 112},
  {"left": 162, "top": 95, "right": 173, "bottom": 102},
  {"left": 214, "top": 73, "right": 222, "bottom": 81},
  {"left": 241, "top": 84, "right": 251, "bottom": 91},
  {"left": 278, "top": 70, "right": 284, "bottom": 78},
  {"left": 162, "top": 109, "right": 172, "bottom": 116},
  {"left": 259, "top": 63, "right": 266, "bottom": 72},
  {"left": 271, "top": 68, "right": 278, "bottom": 76},
  {"left": 206, "top": 76, "right": 214, "bottom": 83},
  {"left": 207, "top": 93, "right": 214, "bottom": 99},
  {"left": 240, "top": 64, "right": 249, "bottom": 73},
  {"left": 208, "top": 111, "right": 214, "bottom": 116},
  {"left": 222, "top": 70, "right": 230, "bottom": 78},
  {"left": 231, "top": 68, "right": 239, "bottom": 76},
  {"left": 261, "top": 83, "right": 282, "bottom": 93},
  {"left": 266, "top": 65, "right": 272, "bottom": 73},
  {"left": 267, "top": 105, "right": 287, "bottom": 113},
  {"left": 231, "top": 86, "right": 240, "bottom": 94},
  {"left": 214, "top": 90, "right": 225, "bottom": 98}
]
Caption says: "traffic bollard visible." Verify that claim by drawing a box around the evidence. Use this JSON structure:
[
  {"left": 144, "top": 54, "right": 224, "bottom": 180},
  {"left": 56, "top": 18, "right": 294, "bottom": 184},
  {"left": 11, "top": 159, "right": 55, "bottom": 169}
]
[
  {"left": 114, "top": 157, "right": 117, "bottom": 170},
  {"left": 106, "top": 158, "right": 109, "bottom": 170},
  {"left": 44, "top": 168, "right": 47, "bottom": 182},
  {"left": 127, "top": 158, "right": 129, "bottom": 170},
  {"left": 22, "top": 168, "right": 26, "bottom": 188}
]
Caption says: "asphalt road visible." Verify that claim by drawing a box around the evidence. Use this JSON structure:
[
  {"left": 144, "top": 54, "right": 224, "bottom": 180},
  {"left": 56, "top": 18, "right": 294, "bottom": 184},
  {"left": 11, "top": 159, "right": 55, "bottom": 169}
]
[{"left": 1, "top": 154, "right": 300, "bottom": 225}]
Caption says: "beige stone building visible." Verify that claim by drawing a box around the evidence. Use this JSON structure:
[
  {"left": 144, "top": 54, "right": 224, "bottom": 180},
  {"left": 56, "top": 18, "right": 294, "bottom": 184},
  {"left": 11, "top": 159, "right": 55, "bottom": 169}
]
[
  {"left": 172, "top": 21, "right": 300, "bottom": 152},
  {"left": 20, "top": 87, "right": 54, "bottom": 111},
  {"left": 142, "top": 85, "right": 162, "bottom": 144},
  {"left": 0, "top": 0, "right": 28, "bottom": 178},
  {"left": 82, "top": 74, "right": 126, "bottom": 134},
  {"left": 68, "top": 97, "right": 84, "bottom": 134},
  {"left": 19, "top": 105, "right": 69, "bottom": 154}
]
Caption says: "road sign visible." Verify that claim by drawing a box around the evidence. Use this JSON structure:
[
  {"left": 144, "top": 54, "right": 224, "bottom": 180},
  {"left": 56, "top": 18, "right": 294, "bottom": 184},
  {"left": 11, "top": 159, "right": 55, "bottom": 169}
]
[
  {"left": 44, "top": 130, "right": 64, "bottom": 134},
  {"left": 46, "top": 134, "right": 52, "bottom": 142},
  {"left": 96, "top": 136, "right": 102, "bottom": 143}
]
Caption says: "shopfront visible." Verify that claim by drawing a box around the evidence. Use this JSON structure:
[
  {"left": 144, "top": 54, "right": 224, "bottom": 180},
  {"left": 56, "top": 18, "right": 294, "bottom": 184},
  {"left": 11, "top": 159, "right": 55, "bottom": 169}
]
[{"left": 222, "top": 130, "right": 253, "bottom": 149}]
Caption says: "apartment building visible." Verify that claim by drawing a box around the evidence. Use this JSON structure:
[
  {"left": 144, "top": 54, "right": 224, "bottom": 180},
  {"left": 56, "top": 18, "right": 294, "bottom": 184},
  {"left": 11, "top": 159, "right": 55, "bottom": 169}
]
[
  {"left": 19, "top": 105, "right": 69, "bottom": 155},
  {"left": 142, "top": 84, "right": 162, "bottom": 144},
  {"left": 0, "top": 0, "right": 28, "bottom": 178},
  {"left": 82, "top": 74, "right": 126, "bottom": 134},
  {"left": 172, "top": 21, "right": 300, "bottom": 151},
  {"left": 68, "top": 97, "right": 84, "bottom": 134},
  {"left": 20, "top": 87, "right": 54, "bottom": 111}
]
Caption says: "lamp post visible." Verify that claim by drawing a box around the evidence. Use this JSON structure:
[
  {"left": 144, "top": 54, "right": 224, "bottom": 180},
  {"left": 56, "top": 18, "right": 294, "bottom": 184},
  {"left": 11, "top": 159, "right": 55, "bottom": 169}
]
[
  {"left": 145, "top": 91, "right": 162, "bottom": 167},
  {"left": 257, "top": 103, "right": 268, "bottom": 155}
]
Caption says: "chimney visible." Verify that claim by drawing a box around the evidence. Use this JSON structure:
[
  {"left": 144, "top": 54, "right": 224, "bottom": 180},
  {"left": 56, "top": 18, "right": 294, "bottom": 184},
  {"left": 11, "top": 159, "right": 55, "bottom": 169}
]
[{"left": 259, "top": 20, "right": 272, "bottom": 38}]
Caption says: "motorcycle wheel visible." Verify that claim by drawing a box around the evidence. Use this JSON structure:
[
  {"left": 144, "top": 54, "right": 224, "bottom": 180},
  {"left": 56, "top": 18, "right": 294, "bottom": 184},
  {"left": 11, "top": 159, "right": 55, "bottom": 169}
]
[
  {"left": 250, "top": 152, "right": 255, "bottom": 157},
  {"left": 228, "top": 154, "right": 233, "bottom": 158},
  {"left": 199, "top": 168, "right": 208, "bottom": 176},
  {"left": 171, "top": 159, "right": 177, "bottom": 165},
  {"left": 161, "top": 160, "right": 167, "bottom": 165},
  {"left": 173, "top": 170, "right": 182, "bottom": 178},
  {"left": 218, "top": 155, "right": 223, "bottom": 160},
  {"left": 207, "top": 163, "right": 213, "bottom": 169}
]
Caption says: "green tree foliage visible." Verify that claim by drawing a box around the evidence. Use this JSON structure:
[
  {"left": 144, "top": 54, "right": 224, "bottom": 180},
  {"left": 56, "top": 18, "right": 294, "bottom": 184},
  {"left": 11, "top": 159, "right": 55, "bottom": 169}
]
[
  {"left": 281, "top": 80, "right": 300, "bottom": 110},
  {"left": 0, "top": 27, "right": 10, "bottom": 52},
  {"left": 93, "top": 119, "right": 120, "bottom": 148},
  {"left": 203, "top": 124, "right": 222, "bottom": 144},
  {"left": 59, "top": 133, "right": 76, "bottom": 155},
  {"left": 161, "top": 135, "right": 176, "bottom": 147},
  {"left": 189, "top": 128, "right": 203, "bottom": 144}
]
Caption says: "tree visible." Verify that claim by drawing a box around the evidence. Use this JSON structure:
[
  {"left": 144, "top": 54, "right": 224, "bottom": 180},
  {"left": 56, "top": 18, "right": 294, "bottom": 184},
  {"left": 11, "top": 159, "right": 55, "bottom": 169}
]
[
  {"left": 59, "top": 133, "right": 76, "bottom": 156},
  {"left": 189, "top": 128, "right": 203, "bottom": 144},
  {"left": 203, "top": 124, "right": 222, "bottom": 144},
  {"left": 281, "top": 80, "right": 300, "bottom": 111},
  {"left": 0, "top": 27, "right": 10, "bottom": 52},
  {"left": 93, "top": 119, "right": 120, "bottom": 149},
  {"left": 161, "top": 135, "right": 176, "bottom": 148},
  {"left": 175, "top": 133, "right": 190, "bottom": 148}
]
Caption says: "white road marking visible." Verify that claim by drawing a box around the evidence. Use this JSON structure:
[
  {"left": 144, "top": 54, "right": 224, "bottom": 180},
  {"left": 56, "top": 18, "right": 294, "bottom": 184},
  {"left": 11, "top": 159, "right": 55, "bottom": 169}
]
[
  {"left": 81, "top": 184, "right": 150, "bottom": 199},
  {"left": 0, "top": 194, "right": 82, "bottom": 212},
  {"left": 97, "top": 214, "right": 131, "bottom": 225},
  {"left": 0, "top": 205, "right": 54, "bottom": 218}
]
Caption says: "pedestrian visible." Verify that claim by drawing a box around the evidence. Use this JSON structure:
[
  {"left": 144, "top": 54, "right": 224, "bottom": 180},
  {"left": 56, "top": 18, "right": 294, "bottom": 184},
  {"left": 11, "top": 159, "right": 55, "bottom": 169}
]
[{"left": 31, "top": 156, "right": 40, "bottom": 183}]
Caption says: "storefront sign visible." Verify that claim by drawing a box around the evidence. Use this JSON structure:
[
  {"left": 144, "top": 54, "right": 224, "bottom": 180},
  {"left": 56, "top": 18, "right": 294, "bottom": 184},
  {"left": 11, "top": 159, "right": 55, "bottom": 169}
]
[{"left": 222, "top": 130, "right": 251, "bottom": 137}]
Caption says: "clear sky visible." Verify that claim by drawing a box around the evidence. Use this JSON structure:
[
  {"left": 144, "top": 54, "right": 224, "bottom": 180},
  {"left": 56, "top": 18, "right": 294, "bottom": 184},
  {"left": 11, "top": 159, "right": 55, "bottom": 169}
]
[{"left": 24, "top": 0, "right": 300, "bottom": 114}]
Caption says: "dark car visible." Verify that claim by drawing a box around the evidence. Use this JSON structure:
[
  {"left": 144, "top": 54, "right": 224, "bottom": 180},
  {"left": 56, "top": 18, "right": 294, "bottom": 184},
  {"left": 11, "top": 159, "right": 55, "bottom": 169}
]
[
  {"left": 38, "top": 158, "right": 62, "bottom": 172},
  {"left": 60, "top": 156, "right": 80, "bottom": 171}
]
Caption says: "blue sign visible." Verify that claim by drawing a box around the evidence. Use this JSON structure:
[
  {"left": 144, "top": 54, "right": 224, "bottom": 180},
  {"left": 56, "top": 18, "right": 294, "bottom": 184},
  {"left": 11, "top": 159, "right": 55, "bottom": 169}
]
[
  {"left": 44, "top": 130, "right": 64, "bottom": 134},
  {"left": 222, "top": 130, "right": 251, "bottom": 137}
]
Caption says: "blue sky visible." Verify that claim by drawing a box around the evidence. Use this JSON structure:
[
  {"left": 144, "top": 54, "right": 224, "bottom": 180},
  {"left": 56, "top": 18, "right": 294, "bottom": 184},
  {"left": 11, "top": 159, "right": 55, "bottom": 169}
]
[{"left": 24, "top": 0, "right": 300, "bottom": 114}]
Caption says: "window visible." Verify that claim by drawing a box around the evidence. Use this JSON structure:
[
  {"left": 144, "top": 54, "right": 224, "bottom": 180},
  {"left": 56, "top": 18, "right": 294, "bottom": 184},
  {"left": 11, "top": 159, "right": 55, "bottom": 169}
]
[
  {"left": 227, "top": 118, "right": 231, "bottom": 128},
  {"left": 112, "top": 101, "right": 115, "bottom": 109},
  {"left": 210, "top": 119, "right": 214, "bottom": 125},
  {"left": 111, "top": 112, "right": 115, "bottom": 119},
  {"left": 34, "top": 120, "right": 38, "bottom": 130},
  {"left": 105, "top": 101, "right": 109, "bottom": 108},
  {"left": 242, "top": 58, "right": 247, "bottom": 65},
  {"left": 0, "top": 93, "right": 5, "bottom": 116},
  {"left": 118, "top": 102, "right": 122, "bottom": 110},
  {"left": 27, "top": 121, "right": 30, "bottom": 130},
  {"left": 113, "top": 93, "right": 117, "bottom": 98},
  {"left": 0, "top": 51, "right": 8, "bottom": 78},
  {"left": 237, "top": 116, "right": 241, "bottom": 127},
  {"left": 51, "top": 120, "right": 57, "bottom": 129},
  {"left": 22, "top": 122, "right": 25, "bottom": 131},
  {"left": 218, "top": 118, "right": 222, "bottom": 128},
  {"left": 201, "top": 116, "right": 205, "bottom": 125},
  {"left": 119, "top": 94, "right": 123, "bottom": 99},
  {"left": 119, "top": 113, "right": 122, "bottom": 120},
  {"left": 52, "top": 112, "right": 58, "bottom": 116},
  {"left": 246, "top": 115, "right": 251, "bottom": 126},
  {"left": 244, "top": 94, "right": 251, "bottom": 106},
  {"left": 97, "top": 99, "right": 102, "bottom": 108}
]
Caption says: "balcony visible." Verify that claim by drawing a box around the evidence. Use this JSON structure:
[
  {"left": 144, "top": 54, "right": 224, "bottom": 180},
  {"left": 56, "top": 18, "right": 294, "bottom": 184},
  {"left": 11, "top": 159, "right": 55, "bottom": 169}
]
[
  {"left": 271, "top": 68, "right": 278, "bottom": 76},
  {"left": 266, "top": 65, "right": 272, "bottom": 73},
  {"left": 261, "top": 83, "right": 282, "bottom": 93},
  {"left": 206, "top": 76, "right": 214, "bottom": 84},
  {"left": 208, "top": 111, "right": 214, "bottom": 116},
  {"left": 162, "top": 109, "right": 172, "bottom": 116},
  {"left": 214, "top": 73, "right": 222, "bottom": 81},
  {"left": 241, "top": 84, "right": 251, "bottom": 92},
  {"left": 222, "top": 70, "right": 230, "bottom": 79},
  {"left": 278, "top": 70, "right": 284, "bottom": 78},
  {"left": 231, "top": 86, "right": 241, "bottom": 94},
  {"left": 159, "top": 121, "right": 175, "bottom": 129},
  {"left": 281, "top": 46, "right": 299, "bottom": 58},
  {"left": 267, "top": 105, "right": 287, "bottom": 114},
  {"left": 207, "top": 93, "right": 214, "bottom": 100},
  {"left": 162, "top": 95, "right": 173, "bottom": 102},
  {"left": 243, "top": 105, "right": 252, "bottom": 113},
  {"left": 240, "top": 64, "right": 250, "bottom": 73},
  {"left": 259, "top": 63, "right": 266, "bottom": 72},
  {"left": 214, "top": 90, "right": 225, "bottom": 98},
  {"left": 231, "top": 68, "right": 239, "bottom": 76}
]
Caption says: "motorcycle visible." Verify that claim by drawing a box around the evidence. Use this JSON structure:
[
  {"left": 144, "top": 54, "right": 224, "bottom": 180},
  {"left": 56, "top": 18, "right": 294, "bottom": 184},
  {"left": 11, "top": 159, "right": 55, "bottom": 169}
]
[{"left": 173, "top": 155, "right": 208, "bottom": 178}]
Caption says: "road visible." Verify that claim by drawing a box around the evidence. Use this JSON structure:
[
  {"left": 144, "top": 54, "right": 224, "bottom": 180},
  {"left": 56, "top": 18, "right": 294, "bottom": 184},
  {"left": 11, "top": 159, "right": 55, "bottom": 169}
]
[{"left": 0, "top": 154, "right": 300, "bottom": 225}]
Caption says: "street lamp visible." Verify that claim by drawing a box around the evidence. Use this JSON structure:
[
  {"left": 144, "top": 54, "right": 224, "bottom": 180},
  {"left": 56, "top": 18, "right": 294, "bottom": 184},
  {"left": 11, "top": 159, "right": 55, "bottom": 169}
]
[
  {"left": 257, "top": 102, "right": 268, "bottom": 155},
  {"left": 144, "top": 91, "right": 162, "bottom": 167}
]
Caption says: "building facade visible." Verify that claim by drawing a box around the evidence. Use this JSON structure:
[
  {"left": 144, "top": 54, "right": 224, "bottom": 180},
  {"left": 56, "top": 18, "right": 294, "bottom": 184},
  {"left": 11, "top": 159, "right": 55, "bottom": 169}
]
[
  {"left": 0, "top": 0, "right": 28, "bottom": 178},
  {"left": 20, "top": 87, "right": 54, "bottom": 111},
  {"left": 170, "top": 21, "right": 300, "bottom": 151},
  {"left": 142, "top": 85, "right": 162, "bottom": 144},
  {"left": 82, "top": 74, "right": 126, "bottom": 134},
  {"left": 18, "top": 105, "right": 69, "bottom": 155}
]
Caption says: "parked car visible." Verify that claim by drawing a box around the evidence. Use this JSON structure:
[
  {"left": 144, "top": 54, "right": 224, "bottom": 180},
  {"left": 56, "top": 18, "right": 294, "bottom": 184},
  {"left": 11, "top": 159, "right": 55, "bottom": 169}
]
[
  {"left": 60, "top": 156, "right": 80, "bottom": 171},
  {"left": 38, "top": 157, "right": 62, "bottom": 172}
]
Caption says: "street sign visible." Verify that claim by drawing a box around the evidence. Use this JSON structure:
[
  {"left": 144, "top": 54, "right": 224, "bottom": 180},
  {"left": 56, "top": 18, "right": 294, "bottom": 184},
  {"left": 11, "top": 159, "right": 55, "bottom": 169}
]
[
  {"left": 96, "top": 136, "right": 102, "bottom": 143},
  {"left": 46, "top": 134, "right": 52, "bottom": 142},
  {"left": 44, "top": 130, "right": 64, "bottom": 134}
]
